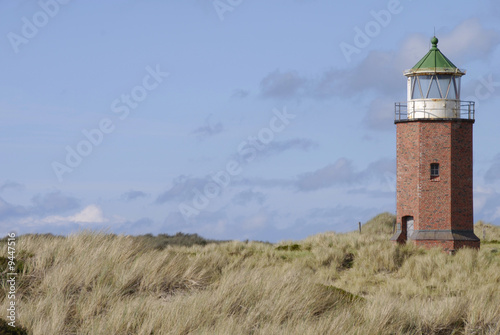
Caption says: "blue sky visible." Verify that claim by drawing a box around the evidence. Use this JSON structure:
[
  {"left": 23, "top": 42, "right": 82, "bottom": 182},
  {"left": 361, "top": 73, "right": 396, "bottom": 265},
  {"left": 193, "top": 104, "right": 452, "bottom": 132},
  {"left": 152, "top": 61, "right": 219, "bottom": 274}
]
[{"left": 1, "top": 0, "right": 500, "bottom": 242}]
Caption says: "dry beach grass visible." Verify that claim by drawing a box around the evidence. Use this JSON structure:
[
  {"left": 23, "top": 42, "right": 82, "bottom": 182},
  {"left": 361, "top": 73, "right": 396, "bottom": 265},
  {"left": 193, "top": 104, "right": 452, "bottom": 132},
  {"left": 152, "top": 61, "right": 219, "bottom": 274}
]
[{"left": 1, "top": 213, "right": 500, "bottom": 334}]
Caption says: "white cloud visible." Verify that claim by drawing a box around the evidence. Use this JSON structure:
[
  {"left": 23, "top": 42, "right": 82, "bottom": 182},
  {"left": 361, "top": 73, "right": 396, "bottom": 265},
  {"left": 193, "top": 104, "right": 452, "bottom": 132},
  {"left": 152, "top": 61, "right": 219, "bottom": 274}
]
[
  {"left": 42, "top": 205, "right": 108, "bottom": 224},
  {"left": 69, "top": 205, "right": 107, "bottom": 223},
  {"left": 438, "top": 18, "right": 500, "bottom": 64}
]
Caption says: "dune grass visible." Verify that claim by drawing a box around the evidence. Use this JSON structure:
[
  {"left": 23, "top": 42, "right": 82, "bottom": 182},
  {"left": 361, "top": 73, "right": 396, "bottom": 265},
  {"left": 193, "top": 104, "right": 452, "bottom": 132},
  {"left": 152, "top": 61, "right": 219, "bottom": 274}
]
[{"left": 1, "top": 213, "right": 500, "bottom": 334}]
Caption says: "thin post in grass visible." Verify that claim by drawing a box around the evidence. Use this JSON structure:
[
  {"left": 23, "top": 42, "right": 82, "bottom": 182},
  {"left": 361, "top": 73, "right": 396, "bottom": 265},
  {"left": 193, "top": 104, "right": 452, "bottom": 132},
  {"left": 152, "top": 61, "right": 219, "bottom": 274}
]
[
  {"left": 358, "top": 222, "right": 361, "bottom": 234},
  {"left": 483, "top": 226, "right": 486, "bottom": 241}
]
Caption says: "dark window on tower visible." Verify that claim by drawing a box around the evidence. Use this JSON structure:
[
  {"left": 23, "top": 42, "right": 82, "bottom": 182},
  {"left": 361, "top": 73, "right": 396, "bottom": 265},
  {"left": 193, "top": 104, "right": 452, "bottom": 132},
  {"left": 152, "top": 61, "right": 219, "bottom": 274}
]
[{"left": 430, "top": 163, "right": 440, "bottom": 179}]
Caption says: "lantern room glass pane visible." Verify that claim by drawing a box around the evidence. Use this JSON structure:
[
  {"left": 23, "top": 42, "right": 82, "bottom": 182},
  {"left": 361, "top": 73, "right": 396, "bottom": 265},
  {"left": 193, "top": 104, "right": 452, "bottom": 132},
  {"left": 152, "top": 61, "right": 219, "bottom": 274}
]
[
  {"left": 411, "top": 77, "right": 418, "bottom": 99},
  {"left": 437, "top": 75, "right": 452, "bottom": 99},
  {"left": 427, "top": 77, "right": 441, "bottom": 98},
  {"left": 448, "top": 78, "right": 457, "bottom": 99},
  {"left": 455, "top": 77, "right": 461, "bottom": 99},
  {"left": 416, "top": 77, "right": 424, "bottom": 98},
  {"left": 418, "top": 76, "right": 431, "bottom": 98}
]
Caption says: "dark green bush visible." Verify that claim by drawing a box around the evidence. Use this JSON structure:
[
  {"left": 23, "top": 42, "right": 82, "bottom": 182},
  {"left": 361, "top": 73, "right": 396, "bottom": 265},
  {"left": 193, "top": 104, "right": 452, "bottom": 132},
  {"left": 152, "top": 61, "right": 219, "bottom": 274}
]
[
  {"left": 0, "top": 257, "right": 25, "bottom": 274},
  {"left": 135, "top": 232, "right": 222, "bottom": 250},
  {"left": 0, "top": 318, "right": 29, "bottom": 335},
  {"left": 275, "top": 244, "right": 302, "bottom": 251},
  {"left": 339, "top": 252, "right": 354, "bottom": 270}
]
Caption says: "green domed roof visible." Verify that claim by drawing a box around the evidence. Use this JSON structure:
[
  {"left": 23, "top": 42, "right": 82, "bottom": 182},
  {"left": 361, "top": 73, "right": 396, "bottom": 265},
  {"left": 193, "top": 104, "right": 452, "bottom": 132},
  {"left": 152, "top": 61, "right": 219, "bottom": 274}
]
[{"left": 406, "top": 37, "right": 464, "bottom": 75}]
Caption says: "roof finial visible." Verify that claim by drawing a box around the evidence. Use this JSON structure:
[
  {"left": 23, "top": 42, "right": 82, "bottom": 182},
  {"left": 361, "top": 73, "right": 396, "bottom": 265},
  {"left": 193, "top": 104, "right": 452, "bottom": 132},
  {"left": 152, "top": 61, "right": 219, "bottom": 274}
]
[{"left": 431, "top": 36, "right": 439, "bottom": 50}]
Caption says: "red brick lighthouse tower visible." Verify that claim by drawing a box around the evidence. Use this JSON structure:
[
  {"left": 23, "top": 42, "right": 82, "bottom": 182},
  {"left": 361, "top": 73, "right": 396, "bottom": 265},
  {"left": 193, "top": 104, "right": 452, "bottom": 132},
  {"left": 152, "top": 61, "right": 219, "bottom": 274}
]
[{"left": 391, "top": 37, "right": 480, "bottom": 252}]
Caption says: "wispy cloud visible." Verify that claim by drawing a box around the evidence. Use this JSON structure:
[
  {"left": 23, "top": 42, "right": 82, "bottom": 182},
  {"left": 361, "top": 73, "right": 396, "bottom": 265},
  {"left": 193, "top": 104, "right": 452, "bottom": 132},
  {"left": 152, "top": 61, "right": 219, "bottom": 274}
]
[
  {"left": 363, "top": 97, "right": 395, "bottom": 131},
  {"left": 113, "top": 217, "right": 156, "bottom": 235},
  {"left": 233, "top": 138, "right": 317, "bottom": 163},
  {"left": 0, "top": 197, "right": 29, "bottom": 219},
  {"left": 0, "top": 181, "right": 24, "bottom": 193},
  {"left": 295, "top": 158, "right": 356, "bottom": 191},
  {"left": 192, "top": 116, "right": 224, "bottom": 140},
  {"left": 234, "top": 157, "right": 396, "bottom": 193},
  {"left": 31, "top": 191, "right": 81, "bottom": 216},
  {"left": 474, "top": 187, "right": 500, "bottom": 224},
  {"left": 156, "top": 176, "right": 214, "bottom": 204},
  {"left": 484, "top": 153, "right": 500, "bottom": 182},
  {"left": 295, "top": 157, "right": 395, "bottom": 192},
  {"left": 260, "top": 70, "right": 307, "bottom": 99},
  {"left": 260, "top": 138, "right": 317, "bottom": 156},
  {"left": 0, "top": 191, "right": 81, "bottom": 222},
  {"left": 234, "top": 177, "right": 293, "bottom": 189},
  {"left": 157, "top": 137, "right": 315, "bottom": 205},
  {"left": 121, "top": 190, "right": 149, "bottom": 201},
  {"left": 231, "top": 89, "right": 250, "bottom": 99},
  {"left": 232, "top": 189, "right": 266, "bottom": 206},
  {"left": 257, "top": 19, "right": 500, "bottom": 101},
  {"left": 298, "top": 204, "right": 380, "bottom": 231}
]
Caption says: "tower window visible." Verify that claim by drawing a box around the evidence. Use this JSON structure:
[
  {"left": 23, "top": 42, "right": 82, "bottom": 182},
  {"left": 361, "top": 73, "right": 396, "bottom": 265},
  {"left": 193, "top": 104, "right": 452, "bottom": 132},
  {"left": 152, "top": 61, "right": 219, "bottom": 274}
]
[{"left": 430, "top": 163, "right": 440, "bottom": 179}]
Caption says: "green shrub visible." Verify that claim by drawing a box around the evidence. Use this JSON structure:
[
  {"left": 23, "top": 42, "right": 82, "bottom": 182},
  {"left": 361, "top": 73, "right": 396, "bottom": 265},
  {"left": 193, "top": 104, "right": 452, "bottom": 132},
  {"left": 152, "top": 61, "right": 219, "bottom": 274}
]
[
  {"left": 275, "top": 244, "right": 302, "bottom": 251},
  {"left": 0, "top": 318, "right": 29, "bottom": 335},
  {"left": 339, "top": 252, "right": 354, "bottom": 270},
  {"left": 0, "top": 257, "right": 25, "bottom": 274},
  {"left": 135, "top": 232, "right": 223, "bottom": 250}
]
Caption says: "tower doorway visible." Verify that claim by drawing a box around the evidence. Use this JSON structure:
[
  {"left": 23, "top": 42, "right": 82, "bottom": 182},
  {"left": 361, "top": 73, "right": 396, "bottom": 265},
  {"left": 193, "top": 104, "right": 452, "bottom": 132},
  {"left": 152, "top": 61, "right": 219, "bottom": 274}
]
[{"left": 403, "top": 216, "right": 414, "bottom": 241}]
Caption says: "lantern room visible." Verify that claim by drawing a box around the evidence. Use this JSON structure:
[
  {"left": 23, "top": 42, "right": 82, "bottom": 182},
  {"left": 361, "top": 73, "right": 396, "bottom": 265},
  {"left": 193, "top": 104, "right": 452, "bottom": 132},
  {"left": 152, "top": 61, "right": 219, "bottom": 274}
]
[{"left": 395, "top": 37, "right": 474, "bottom": 120}]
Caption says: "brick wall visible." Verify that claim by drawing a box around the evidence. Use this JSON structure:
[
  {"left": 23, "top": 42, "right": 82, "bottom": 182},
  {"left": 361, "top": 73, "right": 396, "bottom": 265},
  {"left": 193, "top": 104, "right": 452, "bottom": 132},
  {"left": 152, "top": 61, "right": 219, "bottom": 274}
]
[
  {"left": 396, "top": 122, "right": 419, "bottom": 230},
  {"left": 418, "top": 121, "right": 453, "bottom": 231},
  {"left": 395, "top": 119, "right": 478, "bottom": 251},
  {"left": 450, "top": 122, "right": 474, "bottom": 230}
]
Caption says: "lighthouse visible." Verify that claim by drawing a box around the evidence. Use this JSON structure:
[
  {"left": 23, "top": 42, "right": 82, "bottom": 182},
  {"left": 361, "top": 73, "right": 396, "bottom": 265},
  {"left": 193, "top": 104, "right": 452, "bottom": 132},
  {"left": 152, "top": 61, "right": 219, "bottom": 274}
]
[{"left": 391, "top": 37, "right": 480, "bottom": 252}]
